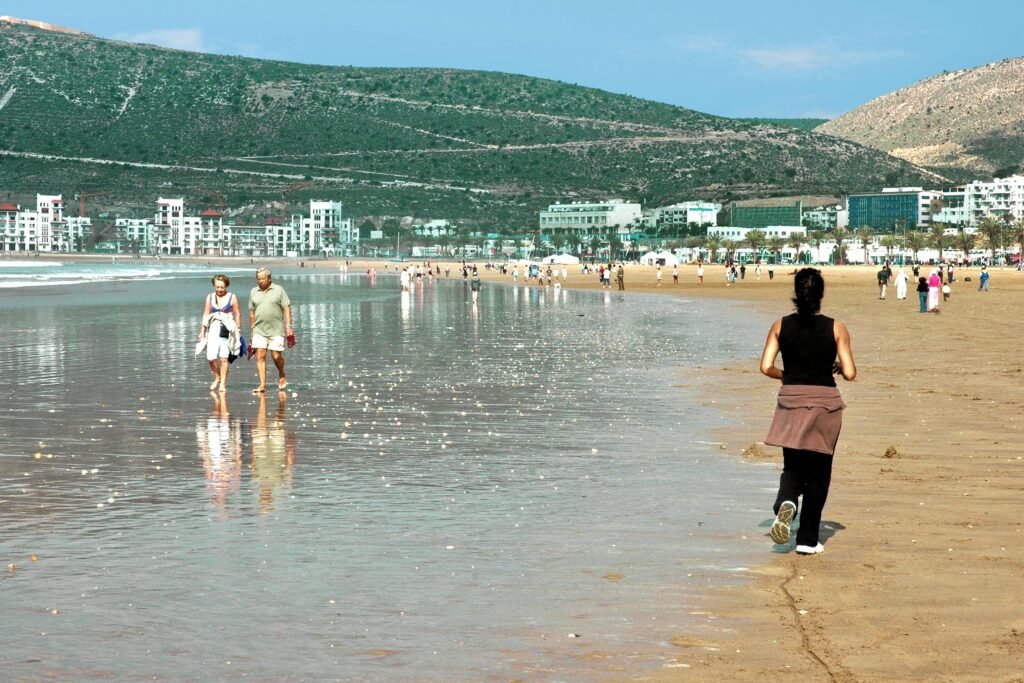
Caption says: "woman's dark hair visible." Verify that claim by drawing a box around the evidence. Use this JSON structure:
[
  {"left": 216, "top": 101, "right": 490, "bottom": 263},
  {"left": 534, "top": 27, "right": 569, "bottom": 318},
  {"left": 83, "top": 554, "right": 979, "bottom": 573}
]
[
  {"left": 212, "top": 274, "right": 230, "bottom": 287},
  {"left": 792, "top": 268, "right": 824, "bottom": 320}
]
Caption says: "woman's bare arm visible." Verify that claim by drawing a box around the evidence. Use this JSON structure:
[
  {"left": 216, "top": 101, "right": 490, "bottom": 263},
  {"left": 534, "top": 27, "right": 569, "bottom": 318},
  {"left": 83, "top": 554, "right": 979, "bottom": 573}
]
[
  {"left": 759, "top": 319, "right": 783, "bottom": 381},
  {"left": 834, "top": 321, "right": 857, "bottom": 381}
]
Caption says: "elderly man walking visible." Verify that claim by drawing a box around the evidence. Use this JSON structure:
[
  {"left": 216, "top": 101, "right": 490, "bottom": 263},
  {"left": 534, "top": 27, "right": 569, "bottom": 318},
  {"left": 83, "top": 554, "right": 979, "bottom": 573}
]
[{"left": 249, "top": 267, "right": 293, "bottom": 393}]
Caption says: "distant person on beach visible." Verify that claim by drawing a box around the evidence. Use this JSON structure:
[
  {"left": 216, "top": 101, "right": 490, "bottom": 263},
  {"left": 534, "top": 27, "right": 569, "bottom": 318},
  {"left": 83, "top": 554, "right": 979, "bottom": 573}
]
[
  {"left": 697, "top": 263, "right": 704, "bottom": 283},
  {"left": 761, "top": 268, "right": 857, "bottom": 555},
  {"left": 470, "top": 267, "right": 481, "bottom": 305},
  {"left": 979, "top": 267, "right": 990, "bottom": 291},
  {"left": 656, "top": 265, "right": 662, "bottom": 287},
  {"left": 197, "top": 274, "right": 242, "bottom": 393},
  {"left": 672, "top": 264, "right": 679, "bottom": 285},
  {"left": 877, "top": 265, "right": 890, "bottom": 299},
  {"left": 616, "top": 264, "right": 624, "bottom": 290},
  {"left": 928, "top": 269, "right": 942, "bottom": 312},
  {"left": 894, "top": 267, "right": 909, "bottom": 300},
  {"left": 249, "top": 268, "right": 293, "bottom": 393},
  {"left": 740, "top": 263, "right": 746, "bottom": 280},
  {"left": 768, "top": 263, "right": 775, "bottom": 280},
  {"left": 917, "top": 276, "right": 929, "bottom": 312}
]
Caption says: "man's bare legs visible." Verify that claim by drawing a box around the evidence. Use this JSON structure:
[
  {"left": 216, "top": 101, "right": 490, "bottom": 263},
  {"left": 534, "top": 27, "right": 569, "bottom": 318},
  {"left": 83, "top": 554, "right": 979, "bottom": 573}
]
[
  {"left": 253, "top": 348, "right": 267, "bottom": 393},
  {"left": 253, "top": 348, "right": 286, "bottom": 393},
  {"left": 271, "top": 350, "right": 287, "bottom": 390}
]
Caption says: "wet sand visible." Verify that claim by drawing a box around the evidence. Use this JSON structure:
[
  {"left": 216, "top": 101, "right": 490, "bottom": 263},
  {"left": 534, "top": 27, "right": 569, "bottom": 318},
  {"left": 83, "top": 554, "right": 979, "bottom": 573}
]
[{"left": 35, "top": 255, "right": 1024, "bottom": 678}]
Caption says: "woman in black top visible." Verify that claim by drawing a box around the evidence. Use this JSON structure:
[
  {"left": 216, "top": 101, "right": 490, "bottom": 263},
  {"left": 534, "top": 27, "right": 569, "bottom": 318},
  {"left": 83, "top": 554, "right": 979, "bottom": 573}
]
[{"left": 760, "top": 268, "right": 856, "bottom": 555}]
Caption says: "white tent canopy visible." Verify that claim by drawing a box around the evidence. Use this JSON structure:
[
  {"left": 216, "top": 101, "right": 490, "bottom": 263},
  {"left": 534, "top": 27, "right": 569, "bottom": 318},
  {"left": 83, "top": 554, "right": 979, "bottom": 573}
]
[
  {"left": 542, "top": 253, "right": 580, "bottom": 265},
  {"left": 639, "top": 250, "right": 679, "bottom": 266}
]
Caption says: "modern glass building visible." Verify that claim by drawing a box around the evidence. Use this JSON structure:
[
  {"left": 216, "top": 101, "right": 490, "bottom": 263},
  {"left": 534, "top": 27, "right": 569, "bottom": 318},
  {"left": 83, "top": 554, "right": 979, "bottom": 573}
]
[{"left": 848, "top": 189, "right": 939, "bottom": 231}]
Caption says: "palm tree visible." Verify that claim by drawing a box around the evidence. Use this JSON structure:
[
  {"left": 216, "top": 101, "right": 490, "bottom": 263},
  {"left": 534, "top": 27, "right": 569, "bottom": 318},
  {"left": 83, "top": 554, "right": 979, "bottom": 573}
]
[
  {"left": 722, "top": 239, "right": 738, "bottom": 263},
  {"left": 787, "top": 234, "right": 805, "bottom": 264},
  {"left": 767, "top": 236, "right": 786, "bottom": 264},
  {"left": 905, "top": 230, "right": 926, "bottom": 263},
  {"left": 855, "top": 226, "right": 875, "bottom": 265},
  {"left": 745, "top": 229, "right": 767, "bottom": 262},
  {"left": 808, "top": 229, "right": 826, "bottom": 264},
  {"left": 956, "top": 231, "right": 976, "bottom": 261},
  {"left": 830, "top": 227, "right": 850, "bottom": 265},
  {"left": 879, "top": 234, "right": 899, "bottom": 263},
  {"left": 929, "top": 223, "right": 950, "bottom": 263},
  {"left": 976, "top": 216, "right": 1004, "bottom": 263},
  {"left": 704, "top": 236, "right": 720, "bottom": 264}
]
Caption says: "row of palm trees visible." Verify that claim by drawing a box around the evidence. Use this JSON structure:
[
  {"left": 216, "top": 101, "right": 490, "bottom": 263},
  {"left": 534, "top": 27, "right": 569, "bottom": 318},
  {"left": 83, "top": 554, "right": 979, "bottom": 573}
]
[
  {"left": 685, "top": 216, "right": 1024, "bottom": 265},
  {"left": 362, "top": 215, "right": 1024, "bottom": 264}
]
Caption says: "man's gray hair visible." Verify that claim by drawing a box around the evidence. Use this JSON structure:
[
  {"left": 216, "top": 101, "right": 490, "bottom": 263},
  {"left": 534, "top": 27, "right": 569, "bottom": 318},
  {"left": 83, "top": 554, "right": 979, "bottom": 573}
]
[{"left": 256, "top": 267, "right": 272, "bottom": 278}]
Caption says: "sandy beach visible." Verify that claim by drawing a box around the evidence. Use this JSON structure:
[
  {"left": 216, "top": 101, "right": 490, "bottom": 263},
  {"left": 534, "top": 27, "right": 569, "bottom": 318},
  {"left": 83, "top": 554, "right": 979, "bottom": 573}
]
[
  {"left": 478, "top": 260, "right": 1024, "bottom": 681},
  {"left": 18, "top": 254, "right": 1023, "bottom": 679}
]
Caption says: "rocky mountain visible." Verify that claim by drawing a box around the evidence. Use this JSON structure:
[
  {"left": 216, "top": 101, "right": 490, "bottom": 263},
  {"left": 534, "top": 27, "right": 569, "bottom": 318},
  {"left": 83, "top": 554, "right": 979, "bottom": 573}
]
[
  {"left": 0, "top": 22, "right": 941, "bottom": 225},
  {"left": 816, "top": 58, "right": 1024, "bottom": 179}
]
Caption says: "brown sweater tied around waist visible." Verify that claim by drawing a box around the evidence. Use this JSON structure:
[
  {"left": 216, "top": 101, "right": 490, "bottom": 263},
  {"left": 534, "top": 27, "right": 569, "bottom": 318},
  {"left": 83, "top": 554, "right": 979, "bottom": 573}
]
[{"left": 764, "top": 384, "right": 846, "bottom": 456}]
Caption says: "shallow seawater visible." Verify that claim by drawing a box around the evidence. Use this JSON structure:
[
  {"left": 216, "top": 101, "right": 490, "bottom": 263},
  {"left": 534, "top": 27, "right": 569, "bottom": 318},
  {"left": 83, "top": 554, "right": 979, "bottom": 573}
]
[{"left": 0, "top": 264, "right": 776, "bottom": 680}]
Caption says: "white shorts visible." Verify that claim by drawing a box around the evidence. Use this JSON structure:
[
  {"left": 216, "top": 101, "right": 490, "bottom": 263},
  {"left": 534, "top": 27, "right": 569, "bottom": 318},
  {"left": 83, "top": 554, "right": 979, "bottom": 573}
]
[
  {"left": 206, "top": 323, "right": 231, "bottom": 361},
  {"left": 251, "top": 334, "right": 285, "bottom": 352}
]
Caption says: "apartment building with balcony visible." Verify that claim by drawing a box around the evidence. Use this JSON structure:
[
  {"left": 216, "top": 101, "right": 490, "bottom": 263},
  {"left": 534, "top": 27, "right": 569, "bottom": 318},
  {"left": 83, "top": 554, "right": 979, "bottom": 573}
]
[
  {"left": 963, "top": 175, "right": 1024, "bottom": 227},
  {"left": 649, "top": 201, "right": 721, "bottom": 230},
  {"left": 0, "top": 194, "right": 68, "bottom": 252}
]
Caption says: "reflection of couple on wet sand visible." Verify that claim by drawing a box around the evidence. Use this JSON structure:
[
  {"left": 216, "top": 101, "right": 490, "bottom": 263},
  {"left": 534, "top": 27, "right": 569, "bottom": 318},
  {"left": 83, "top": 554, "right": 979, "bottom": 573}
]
[
  {"left": 250, "top": 392, "right": 296, "bottom": 513},
  {"left": 196, "top": 392, "right": 242, "bottom": 510},
  {"left": 195, "top": 392, "right": 295, "bottom": 513}
]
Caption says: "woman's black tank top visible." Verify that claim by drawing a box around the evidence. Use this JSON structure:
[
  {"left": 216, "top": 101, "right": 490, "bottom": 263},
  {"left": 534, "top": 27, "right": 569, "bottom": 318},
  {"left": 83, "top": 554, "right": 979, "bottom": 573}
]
[{"left": 779, "top": 313, "right": 837, "bottom": 387}]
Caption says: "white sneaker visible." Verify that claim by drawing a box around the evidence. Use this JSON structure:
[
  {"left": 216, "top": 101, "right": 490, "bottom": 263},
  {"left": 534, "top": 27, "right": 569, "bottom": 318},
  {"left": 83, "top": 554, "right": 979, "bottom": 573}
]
[
  {"left": 770, "top": 501, "right": 797, "bottom": 544},
  {"left": 795, "top": 543, "right": 825, "bottom": 555}
]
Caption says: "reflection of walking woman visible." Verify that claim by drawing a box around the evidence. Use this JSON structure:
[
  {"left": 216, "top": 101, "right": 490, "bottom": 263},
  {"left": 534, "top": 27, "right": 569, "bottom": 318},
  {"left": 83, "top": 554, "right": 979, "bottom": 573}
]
[
  {"left": 760, "top": 268, "right": 857, "bottom": 555},
  {"left": 198, "top": 274, "right": 242, "bottom": 392}
]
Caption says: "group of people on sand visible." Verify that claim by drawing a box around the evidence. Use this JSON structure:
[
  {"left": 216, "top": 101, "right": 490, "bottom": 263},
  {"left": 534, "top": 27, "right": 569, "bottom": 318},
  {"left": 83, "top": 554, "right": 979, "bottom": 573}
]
[
  {"left": 876, "top": 261, "right": 989, "bottom": 313},
  {"left": 196, "top": 268, "right": 293, "bottom": 395}
]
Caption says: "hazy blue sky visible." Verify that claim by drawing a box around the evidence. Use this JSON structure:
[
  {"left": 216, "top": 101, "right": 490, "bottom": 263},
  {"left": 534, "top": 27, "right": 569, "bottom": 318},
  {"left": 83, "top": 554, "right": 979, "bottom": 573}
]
[{"left": 7, "top": 0, "right": 1022, "bottom": 118}]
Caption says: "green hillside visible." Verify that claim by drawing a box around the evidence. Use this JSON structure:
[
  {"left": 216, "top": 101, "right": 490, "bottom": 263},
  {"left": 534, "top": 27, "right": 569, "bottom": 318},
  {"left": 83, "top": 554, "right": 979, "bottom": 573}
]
[
  {"left": 740, "top": 118, "right": 830, "bottom": 132},
  {"left": 0, "top": 24, "right": 940, "bottom": 225}
]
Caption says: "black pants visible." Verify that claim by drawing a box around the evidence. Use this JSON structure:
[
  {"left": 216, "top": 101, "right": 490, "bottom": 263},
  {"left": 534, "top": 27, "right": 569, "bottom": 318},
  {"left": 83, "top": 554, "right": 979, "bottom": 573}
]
[{"left": 772, "top": 448, "right": 833, "bottom": 546}]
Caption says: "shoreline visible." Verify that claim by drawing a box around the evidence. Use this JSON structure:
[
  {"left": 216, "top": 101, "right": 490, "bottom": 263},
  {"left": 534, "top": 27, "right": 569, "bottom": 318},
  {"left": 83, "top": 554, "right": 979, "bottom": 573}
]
[{"left": 15, "top": 254, "right": 1024, "bottom": 678}]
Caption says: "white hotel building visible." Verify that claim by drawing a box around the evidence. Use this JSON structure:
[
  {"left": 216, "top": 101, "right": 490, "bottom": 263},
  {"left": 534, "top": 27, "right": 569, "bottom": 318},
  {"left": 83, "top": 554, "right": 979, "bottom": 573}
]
[
  {"left": 963, "top": 174, "right": 1024, "bottom": 227},
  {"left": 0, "top": 194, "right": 84, "bottom": 252},
  {"left": 649, "top": 201, "right": 721, "bottom": 229},
  {"left": 539, "top": 199, "right": 642, "bottom": 237},
  {"left": 152, "top": 198, "right": 356, "bottom": 256}
]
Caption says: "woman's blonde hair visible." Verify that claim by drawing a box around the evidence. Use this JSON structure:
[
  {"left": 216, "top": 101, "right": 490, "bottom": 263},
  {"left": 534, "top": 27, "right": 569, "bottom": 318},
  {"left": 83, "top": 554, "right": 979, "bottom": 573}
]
[{"left": 212, "top": 274, "right": 230, "bottom": 287}]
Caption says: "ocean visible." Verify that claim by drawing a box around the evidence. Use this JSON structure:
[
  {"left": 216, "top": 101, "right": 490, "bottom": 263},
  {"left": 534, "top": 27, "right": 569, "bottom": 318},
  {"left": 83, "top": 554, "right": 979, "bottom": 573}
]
[{"left": 0, "top": 260, "right": 777, "bottom": 680}]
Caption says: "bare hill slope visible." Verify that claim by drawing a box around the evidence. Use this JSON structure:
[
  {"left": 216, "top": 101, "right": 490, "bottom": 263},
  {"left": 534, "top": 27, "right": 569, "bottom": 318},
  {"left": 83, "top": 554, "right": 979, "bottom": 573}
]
[{"left": 817, "top": 58, "right": 1024, "bottom": 178}]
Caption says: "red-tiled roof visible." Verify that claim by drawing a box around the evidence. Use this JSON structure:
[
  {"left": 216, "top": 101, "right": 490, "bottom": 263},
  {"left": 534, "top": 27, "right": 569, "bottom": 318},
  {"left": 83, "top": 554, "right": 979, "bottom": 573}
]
[
  {"left": 0, "top": 203, "right": 17, "bottom": 211},
  {"left": 200, "top": 209, "right": 223, "bottom": 217}
]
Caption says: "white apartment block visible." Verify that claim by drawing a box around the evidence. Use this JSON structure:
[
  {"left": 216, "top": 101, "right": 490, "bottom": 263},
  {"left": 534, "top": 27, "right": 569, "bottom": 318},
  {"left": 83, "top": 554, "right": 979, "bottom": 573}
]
[
  {"left": 963, "top": 175, "right": 1024, "bottom": 227},
  {"left": 64, "top": 217, "right": 93, "bottom": 252},
  {"left": 539, "top": 200, "right": 641, "bottom": 236},
  {"left": 802, "top": 206, "right": 849, "bottom": 230},
  {"left": 0, "top": 194, "right": 68, "bottom": 252},
  {"left": 707, "top": 225, "right": 807, "bottom": 241},
  {"left": 650, "top": 201, "right": 721, "bottom": 229},
  {"left": 933, "top": 189, "right": 967, "bottom": 227}
]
